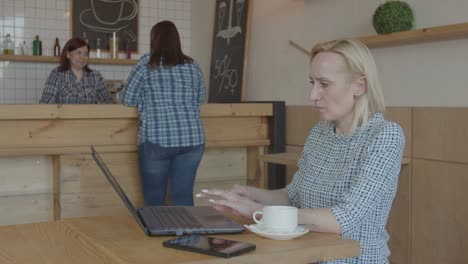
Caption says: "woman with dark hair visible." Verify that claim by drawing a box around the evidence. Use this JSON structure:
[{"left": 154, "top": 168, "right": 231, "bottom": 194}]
[
  {"left": 122, "top": 20, "right": 206, "bottom": 206},
  {"left": 39, "top": 37, "right": 113, "bottom": 104}
]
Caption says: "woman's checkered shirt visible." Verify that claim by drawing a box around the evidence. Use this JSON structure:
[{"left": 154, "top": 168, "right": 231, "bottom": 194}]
[
  {"left": 286, "top": 113, "right": 405, "bottom": 264},
  {"left": 122, "top": 54, "right": 206, "bottom": 147},
  {"left": 40, "top": 67, "right": 114, "bottom": 104}
]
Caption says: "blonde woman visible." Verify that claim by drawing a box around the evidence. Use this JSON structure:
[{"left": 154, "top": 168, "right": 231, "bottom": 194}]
[{"left": 197, "top": 39, "right": 405, "bottom": 264}]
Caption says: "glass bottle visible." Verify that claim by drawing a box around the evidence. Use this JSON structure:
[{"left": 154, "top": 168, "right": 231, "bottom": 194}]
[
  {"left": 3, "top": 34, "right": 15, "bottom": 55},
  {"left": 22, "top": 40, "right": 30, "bottom": 55},
  {"left": 96, "top": 38, "right": 101, "bottom": 58},
  {"left": 109, "top": 32, "right": 119, "bottom": 59},
  {"left": 53, "top": 38, "right": 61, "bottom": 57},
  {"left": 126, "top": 38, "right": 131, "bottom": 59},
  {"left": 82, "top": 32, "right": 89, "bottom": 44},
  {"left": 32, "top": 35, "right": 42, "bottom": 56}
]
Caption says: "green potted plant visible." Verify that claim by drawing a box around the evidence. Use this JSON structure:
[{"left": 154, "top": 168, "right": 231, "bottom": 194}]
[{"left": 373, "top": 1, "right": 414, "bottom": 34}]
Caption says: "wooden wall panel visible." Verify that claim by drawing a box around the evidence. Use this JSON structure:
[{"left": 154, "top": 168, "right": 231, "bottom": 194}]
[
  {"left": 413, "top": 107, "right": 468, "bottom": 163},
  {"left": 387, "top": 164, "right": 411, "bottom": 264},
  {"left": 0, "top": 193, "right": 53, "bottom": 225},
  {"left": 246, "top": 146, "right": 264, "bottom": 188},
  {"left": 285, "top": 106, "right": 320, "bottom": 146},
  {"left": 203, "top": 117, "right": 268, "bottom": 142},
  {"left": 0, "top": 104, "right": 272, "bottom": 120},
  {"left": 197, "top": 148, "right": 246, "bottom": 181},
  {"left": 0, "top": 156, "right": 53, "bottom": 225},
  {"left": 59, "top": 149, "right": 249, "bottom": 218},
  {"left": 0, "top": 119, "right": 138, "bottom": 148},
  {"left": 59, "top": 152, "right": 142, "bottom": 219},
  {"left": 0, "top": 156, "right": 52, "bottom": 195},
  {"left": 411, "top": 159, "right": 468, "bottom": 264}
]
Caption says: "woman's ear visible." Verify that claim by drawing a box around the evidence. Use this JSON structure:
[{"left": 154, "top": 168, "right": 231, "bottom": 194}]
[{"left": 353, "top": 75, "right": 367, "bottom": 97}]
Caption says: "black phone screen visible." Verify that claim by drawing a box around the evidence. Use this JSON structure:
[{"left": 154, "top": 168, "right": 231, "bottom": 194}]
[{"left": 163, "top": 234, "right": 256, "bottom": 258}]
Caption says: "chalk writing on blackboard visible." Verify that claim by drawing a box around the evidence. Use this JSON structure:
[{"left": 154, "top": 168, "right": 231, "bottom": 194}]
[
  {"left": 213, "top": 54, "right": 239, "bottom": 95},
  {"left": 209, "top": 0, "right": 249, "bottom": 103},
  {"left": 72, "top": 0, "right": 139, "bottom": 52}
]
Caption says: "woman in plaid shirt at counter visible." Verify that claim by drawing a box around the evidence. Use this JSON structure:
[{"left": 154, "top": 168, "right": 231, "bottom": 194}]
[
  {"left": 39, "top": 37, "right": 113, "bottom": 104},
  {"left": 122, "top": 21, "right": 206, "bottom": 206},
  {"left": 198, "top": 39, "right": 405, "bottom": 264}
]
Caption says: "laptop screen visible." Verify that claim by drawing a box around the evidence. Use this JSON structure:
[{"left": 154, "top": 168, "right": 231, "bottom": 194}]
[{"left": 91, "top": 146, "right": 149, "bottom": 234}]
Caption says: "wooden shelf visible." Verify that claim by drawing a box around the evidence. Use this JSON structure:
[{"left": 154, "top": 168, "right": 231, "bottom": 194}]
[
  {"left": 359, "top": 22, "right": 468, "bottom": 48},
  {"left": 0, "top": 54, "right": 138, "bottom": 65},
  {"left": 290, "top": 22, "right": 468, "bottom": 54}
]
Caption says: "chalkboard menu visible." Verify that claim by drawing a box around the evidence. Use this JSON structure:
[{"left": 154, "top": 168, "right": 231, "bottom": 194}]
[
  {"left": 71, "top": 0, "right": 139, "bottom": 52},
  {"left": 208, "top": 0, "right": 250, "bottom": 103}
]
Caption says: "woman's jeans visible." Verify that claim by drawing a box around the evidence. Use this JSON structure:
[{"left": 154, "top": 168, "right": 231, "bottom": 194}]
[{"left": 138, "top": 142, "right": 205, "bottom": 206}]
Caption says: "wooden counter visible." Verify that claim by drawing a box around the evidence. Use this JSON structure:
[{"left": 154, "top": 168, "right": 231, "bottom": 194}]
[
  {"left": 0, "top": 104, "right": 272, "bottom": 155},
  {"left": 0, "top": 104, "right": 273, "bottom": 225},
  {"left": 0, "top": 215, "right": 360, "bottom": 263}
]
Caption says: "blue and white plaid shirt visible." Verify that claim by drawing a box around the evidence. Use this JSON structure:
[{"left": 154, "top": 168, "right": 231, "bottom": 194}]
[
  {"left": 122, "top": 54, "right": 206, "bottom": 147},
  {"left": 286, "top": 113, "right": 405, "bottom": 264},
  {"left": 40, "top": 67, "right": 114, "bottom": 104}
]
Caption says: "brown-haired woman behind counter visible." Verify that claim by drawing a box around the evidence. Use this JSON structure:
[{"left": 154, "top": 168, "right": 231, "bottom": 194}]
[{"left": 39, "top": 37, "right": 114, "bottom": 104}]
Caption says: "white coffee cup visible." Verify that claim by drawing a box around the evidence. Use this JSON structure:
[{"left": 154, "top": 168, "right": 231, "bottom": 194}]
[{"left": 252, "top": 206, "right": 298, "bottom": 232}]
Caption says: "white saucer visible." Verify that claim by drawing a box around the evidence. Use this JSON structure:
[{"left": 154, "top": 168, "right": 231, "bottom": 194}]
[{"left": 244, "top": 224, "right": 309, "bottom": 240}]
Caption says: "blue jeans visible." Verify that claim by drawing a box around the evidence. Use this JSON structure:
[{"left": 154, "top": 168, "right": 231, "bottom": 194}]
[{"left": 138, "top": 142, "right": 205, "bottom": 206}]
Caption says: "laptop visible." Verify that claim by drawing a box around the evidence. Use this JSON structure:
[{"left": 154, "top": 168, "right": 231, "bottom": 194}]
[{"left": 90, "top": 146, "right": 245, "bottom": 236}]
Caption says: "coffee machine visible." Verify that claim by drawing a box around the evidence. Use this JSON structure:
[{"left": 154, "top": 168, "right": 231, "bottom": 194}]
[{"left": 104, "top": 80, "right": 125, "bottom": 103}]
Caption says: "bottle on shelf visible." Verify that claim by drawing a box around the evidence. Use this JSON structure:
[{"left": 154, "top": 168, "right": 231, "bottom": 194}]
[
  {"left": 18, "top": 41, "right": 25, "bottom": 55},
  {"left": 109, "top": 32, "right": 119, "bottom": 59},
  {"left": 3, "top": 34, "right": 15, "bottom": 55},
  {"left": 53, "top": 38, "right": 61, "bottom": 57},
  {"left": 32, "top": 35, "right": 42, "bottom": 56},
  {"left": 126, "top": 38, "right": 131, "bottom": 59},
  {"left": 22, "top": 40, "right": 30, "bottom": 55},
  {"left": 96, "top": 38, "right": 102, "bottom": 58},
  {"left": 82, "top": 32, "right": 89, "bottom": 44}
]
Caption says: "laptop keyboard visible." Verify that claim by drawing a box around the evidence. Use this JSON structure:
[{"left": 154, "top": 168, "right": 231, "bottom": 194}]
[{"left": 148, "top": 207, "right": 204, "bottom": 229}]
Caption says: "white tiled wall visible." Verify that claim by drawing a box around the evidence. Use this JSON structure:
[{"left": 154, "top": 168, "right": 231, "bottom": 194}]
[{"left": 0, "top": 0, "right": 192, "bottom": 103}]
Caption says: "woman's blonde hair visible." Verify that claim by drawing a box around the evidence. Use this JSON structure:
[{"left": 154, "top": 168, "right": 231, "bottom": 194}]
[{"left": 311, "top": 39, "right": 385, "bottom": 132}]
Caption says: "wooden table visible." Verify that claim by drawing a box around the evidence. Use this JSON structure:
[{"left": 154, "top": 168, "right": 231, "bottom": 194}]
[{"left": 0, "top": 216, "right": 359, "bottom": 264}]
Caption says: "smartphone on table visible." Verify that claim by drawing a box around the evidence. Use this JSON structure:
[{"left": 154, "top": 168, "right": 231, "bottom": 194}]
[{"left": 163, "top": 234, "right": 256, "bottom": 258}]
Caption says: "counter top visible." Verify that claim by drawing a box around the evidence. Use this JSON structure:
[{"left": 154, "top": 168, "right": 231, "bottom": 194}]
[
  {"left": 0, "top": 103, "right": 273, "bottom": 120},
  {"left": 0, "top": 104, "right": 273, "bottom": 156}
]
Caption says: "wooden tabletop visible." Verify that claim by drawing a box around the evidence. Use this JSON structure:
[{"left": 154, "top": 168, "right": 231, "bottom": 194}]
[{"left": 0, "top": 216, "right": 359, "bottom": 264}]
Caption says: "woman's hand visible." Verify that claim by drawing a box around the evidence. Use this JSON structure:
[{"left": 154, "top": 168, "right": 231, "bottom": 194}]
[
  {"left": 196, "top": 188, "right": 264, "bottom": 218},
  {"left": 230, "top": 184, "right": 254, "bottom": 200}
]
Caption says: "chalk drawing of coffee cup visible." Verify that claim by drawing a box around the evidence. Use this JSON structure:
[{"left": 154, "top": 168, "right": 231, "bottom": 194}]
[
  {"left": 91, "top": 0, "right": 137, "bottom": 25},
  {"left": 80, "top": 0, "right": 137, "bottom": 33}
]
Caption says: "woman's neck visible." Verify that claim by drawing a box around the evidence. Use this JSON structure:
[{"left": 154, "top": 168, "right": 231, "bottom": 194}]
[
  {"left": 334, "top": 115, "right": 354, "bottom": 135},
  {"left": 71, "top": 67, "right": 83, "bottom": 80}
]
